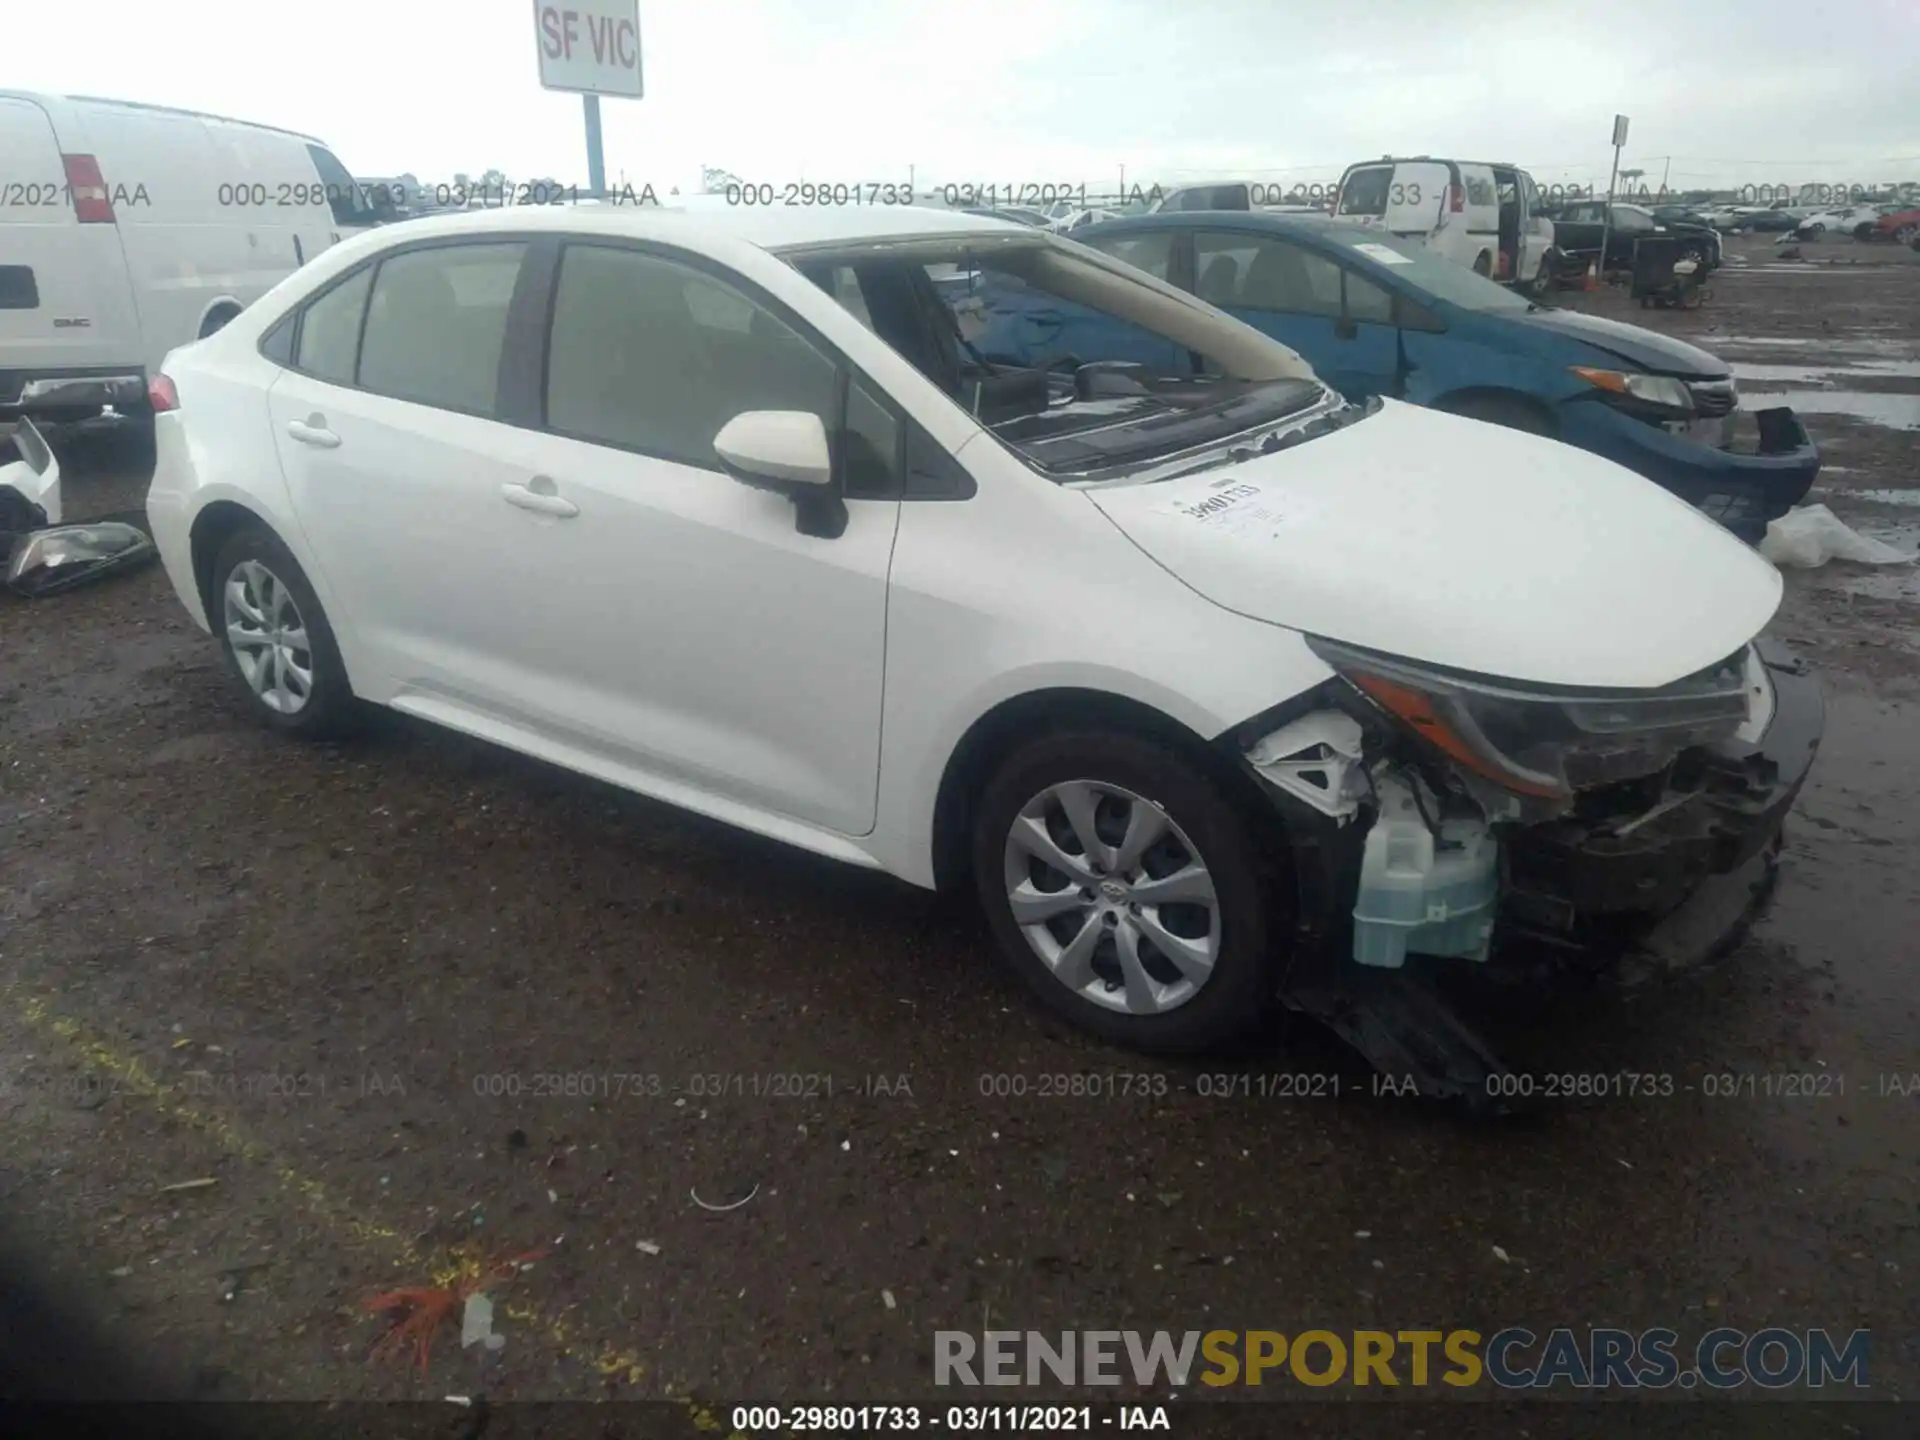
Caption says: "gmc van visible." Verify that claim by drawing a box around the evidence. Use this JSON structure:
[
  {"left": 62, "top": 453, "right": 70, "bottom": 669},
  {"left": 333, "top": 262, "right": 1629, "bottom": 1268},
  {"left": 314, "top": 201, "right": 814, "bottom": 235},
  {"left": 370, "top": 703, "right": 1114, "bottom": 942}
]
[
  {"left": 1333, "top": 156, "right": 1556, "bottom": 290},
  {"left": 0, "top": 92, "right": 378, "bottom": 426}
]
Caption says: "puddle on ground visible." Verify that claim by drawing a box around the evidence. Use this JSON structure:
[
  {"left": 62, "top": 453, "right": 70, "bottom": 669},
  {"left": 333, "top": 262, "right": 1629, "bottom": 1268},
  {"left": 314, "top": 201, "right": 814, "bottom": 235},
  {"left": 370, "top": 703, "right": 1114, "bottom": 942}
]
[
  {"left": 1710, "top": 335, "right": 1915, "bottom": 354},
  {"left": 1731, "top": 360, "right": 1920, "bottom": 383},
  {"left": 1739, "top": 389, "right": 1920, "bottom": 429}
]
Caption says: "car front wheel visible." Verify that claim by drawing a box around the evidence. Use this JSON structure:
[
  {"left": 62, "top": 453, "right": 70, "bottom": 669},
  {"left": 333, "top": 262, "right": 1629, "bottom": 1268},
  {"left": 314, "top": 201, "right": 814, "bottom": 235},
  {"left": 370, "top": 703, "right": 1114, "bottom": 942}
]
[
  {"left": 972, "top": 730, "right": 1280, "bottom": 1053},
  {"left": 211, "top": 525, "right": 358, "bottom": 739}
]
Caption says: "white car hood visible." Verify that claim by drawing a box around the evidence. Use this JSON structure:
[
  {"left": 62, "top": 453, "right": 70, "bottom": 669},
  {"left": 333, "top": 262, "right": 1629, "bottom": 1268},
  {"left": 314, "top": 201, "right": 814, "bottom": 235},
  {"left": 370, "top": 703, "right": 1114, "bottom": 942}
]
[{"left": 1089, "top": 399, "right": 1782, "bottom": 690}]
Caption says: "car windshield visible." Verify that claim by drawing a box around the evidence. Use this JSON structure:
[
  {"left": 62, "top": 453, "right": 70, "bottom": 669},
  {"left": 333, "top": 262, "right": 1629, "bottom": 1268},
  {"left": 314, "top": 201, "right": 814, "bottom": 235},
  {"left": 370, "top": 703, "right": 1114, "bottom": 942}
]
[
  {"left": 1314, "top": 226, "right": 1538, "bottom": 313},
  {"left": 785, "top": 232, "right": 1330, "bottom": 484}
]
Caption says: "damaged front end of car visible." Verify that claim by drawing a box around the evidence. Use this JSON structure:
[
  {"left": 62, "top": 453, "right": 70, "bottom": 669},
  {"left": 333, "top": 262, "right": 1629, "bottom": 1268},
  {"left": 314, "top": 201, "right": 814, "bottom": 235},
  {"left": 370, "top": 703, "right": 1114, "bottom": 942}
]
[{"left": 1225, "top": 637, "right": 1824, "bottom": 1101}]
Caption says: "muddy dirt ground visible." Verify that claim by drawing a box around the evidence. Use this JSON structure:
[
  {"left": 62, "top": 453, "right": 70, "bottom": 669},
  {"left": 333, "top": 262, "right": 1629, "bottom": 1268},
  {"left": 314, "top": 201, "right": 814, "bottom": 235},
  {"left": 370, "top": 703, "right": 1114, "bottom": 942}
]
[{"left": 1, "top": 230, "right": 1916, "bottom": 1437}]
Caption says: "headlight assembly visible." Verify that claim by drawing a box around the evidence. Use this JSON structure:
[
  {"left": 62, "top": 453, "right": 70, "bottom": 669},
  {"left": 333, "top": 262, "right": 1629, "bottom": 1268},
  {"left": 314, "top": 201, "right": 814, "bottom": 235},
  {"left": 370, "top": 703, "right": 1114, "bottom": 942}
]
[
  {"left": 1307, "top": 637, "right": 1755, "bottom": 802},
  {"left": 1570, "top": 366, "right": 1695, "bottom": 414}
]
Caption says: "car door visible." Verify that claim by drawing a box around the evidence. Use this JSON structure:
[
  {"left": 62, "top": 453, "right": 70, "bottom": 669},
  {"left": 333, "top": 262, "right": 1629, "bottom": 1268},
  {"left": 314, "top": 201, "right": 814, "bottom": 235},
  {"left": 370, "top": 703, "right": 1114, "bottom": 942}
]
[
  {"left": 970, "top": 229, "right": 1184, "bottom": 372},
  {"left": 475, "top": 239, "right": 902, "bottom": 837},
  {"left": 1187, "top": 229, "right": 1400, "bottom": 401},
  {"left": 267, "top": 237, "right": 538, "bottom": 697}
]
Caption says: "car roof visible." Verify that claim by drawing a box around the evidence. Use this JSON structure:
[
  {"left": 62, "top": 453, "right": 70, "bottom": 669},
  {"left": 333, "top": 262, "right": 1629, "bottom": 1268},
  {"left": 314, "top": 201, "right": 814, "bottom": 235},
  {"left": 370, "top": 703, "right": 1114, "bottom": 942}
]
[
  {"left": 1079, "top": 210, "right": 1369, "bottom": 248},
  {"left": 0, "top": 89, "right": 328, "bottom": 145},
  {"left": 350, "top": 201, "right": 1028, "bottom": 253}
]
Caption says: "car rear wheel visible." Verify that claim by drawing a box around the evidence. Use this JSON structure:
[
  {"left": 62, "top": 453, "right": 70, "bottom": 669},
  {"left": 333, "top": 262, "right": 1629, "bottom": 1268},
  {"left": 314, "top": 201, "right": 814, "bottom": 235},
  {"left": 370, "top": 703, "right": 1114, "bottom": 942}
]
[
  {"left": 1472, "top": 252, "right": 1492, "bottom": 277},
  {"left": 211, "top": 525, "right": 358, "bottom": 739},
  {"left": 971, "top": 730, "right": 1280, "bottom": 1053}
]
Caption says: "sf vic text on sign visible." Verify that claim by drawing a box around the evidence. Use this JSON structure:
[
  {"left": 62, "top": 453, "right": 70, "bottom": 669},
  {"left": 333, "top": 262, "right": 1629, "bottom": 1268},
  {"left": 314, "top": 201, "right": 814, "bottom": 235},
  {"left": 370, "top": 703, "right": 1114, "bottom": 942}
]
[{"left": 534, "top": 0, "right": 642, "bottom": 97}]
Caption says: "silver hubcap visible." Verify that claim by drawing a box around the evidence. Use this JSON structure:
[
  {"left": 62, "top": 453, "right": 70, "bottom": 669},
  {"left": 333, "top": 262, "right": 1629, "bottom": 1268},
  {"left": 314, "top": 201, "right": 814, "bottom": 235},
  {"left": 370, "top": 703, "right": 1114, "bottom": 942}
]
[
  {"left": 223, "top": 559, "right": 313, "bottom": 715},
  {"left": 1002, "top": 780, "right": 1220, "bottom": 1016}
]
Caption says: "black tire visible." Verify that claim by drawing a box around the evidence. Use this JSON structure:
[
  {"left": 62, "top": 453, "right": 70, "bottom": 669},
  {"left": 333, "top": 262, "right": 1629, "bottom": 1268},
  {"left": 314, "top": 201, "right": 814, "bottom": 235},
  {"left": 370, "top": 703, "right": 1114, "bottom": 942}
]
[
  {"left": 1471, "top": 252, "right": 1492, "bottom": 277},
  {"left": 209, "top": 524, "right": 359, "bottom": 739},
  {"left": 1440, "top": 393, "right": 1554, "bottom": 436},
  {"left": 199, "top": 306, "right": 241, "bottom": 338},
  {"left": 970, "top": 729, "right": 1280, "bottom": 1054}
]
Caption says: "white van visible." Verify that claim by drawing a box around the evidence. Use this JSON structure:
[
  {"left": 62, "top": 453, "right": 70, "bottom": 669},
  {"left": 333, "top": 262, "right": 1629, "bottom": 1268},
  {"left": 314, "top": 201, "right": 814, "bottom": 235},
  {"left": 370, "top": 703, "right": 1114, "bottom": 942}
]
[
  {"left": 1, "top": 92, "right": 378, "bottom": 424},
  {"left": 1332, "top": 157, "right": 1556, "bottom": 289}
]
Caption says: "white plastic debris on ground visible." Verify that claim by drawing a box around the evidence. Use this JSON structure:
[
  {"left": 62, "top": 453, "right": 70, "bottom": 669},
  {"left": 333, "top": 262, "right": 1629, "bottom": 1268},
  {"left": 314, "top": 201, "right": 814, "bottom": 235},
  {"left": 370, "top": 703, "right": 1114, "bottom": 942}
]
[{"left": 1760, "top": 504, "right": 1919, "bottom": 569}]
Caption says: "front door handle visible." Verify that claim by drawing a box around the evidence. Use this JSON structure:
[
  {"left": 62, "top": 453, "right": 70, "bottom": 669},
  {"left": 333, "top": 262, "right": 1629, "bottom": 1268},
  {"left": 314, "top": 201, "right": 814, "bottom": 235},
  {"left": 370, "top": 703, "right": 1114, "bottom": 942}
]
[
  {"left": 286, "top": 416, "right": 340, "bottom": 448},
  {"left": 502, "top": 477, "right": 578, "bottom": 518}
]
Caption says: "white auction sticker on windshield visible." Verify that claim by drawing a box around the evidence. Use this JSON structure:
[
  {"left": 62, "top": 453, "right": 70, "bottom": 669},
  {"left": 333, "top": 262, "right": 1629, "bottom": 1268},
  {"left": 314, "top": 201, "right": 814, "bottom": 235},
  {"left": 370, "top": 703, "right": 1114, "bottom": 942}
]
[
  {"left": 1161, "top": 480, "right": 1315, "bottom": 540},
  {"left": 1352, "top": 242, "right": 1415, "bottom": 266}
]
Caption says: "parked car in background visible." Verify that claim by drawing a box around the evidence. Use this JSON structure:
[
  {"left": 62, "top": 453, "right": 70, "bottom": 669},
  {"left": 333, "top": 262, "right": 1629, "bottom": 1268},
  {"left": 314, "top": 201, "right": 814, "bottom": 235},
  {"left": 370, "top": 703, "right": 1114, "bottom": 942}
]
[
  {"left": 969, "top": 213, "right": 1815, "bottom": 540},
  {"left": 1653, "top": 203, "right": 1732, "bottom": 231},
  {"left": 1789, "top": 203, "right": 1882, "bottom": 239},
  {"left": 1046, "top": 207, "right": 1124, "bottom": 235},
  {"left": 0, "top": 91, "right": 377, "bottom": 427},
  {"left": 1550, "top": 200, "right": 1721, "bottom": 273},
  {"left": 1744, "top": 202, "right": 1805, "bottom": 232},
  {"left": 960, "top": 205, "right": 1051, "bottom": 228},
  {"left": 1880, "top": 208, "right": 1920, "bottom": 246},
  {"left": 142, "top": 203, "right": 1822, "bottom": 1091},
  {"left": 1331, "top": 157, "right": 1555, "bottom": 289},
  {"left": 1863, "top": 206, "right": 1920, "bottom": 244}
]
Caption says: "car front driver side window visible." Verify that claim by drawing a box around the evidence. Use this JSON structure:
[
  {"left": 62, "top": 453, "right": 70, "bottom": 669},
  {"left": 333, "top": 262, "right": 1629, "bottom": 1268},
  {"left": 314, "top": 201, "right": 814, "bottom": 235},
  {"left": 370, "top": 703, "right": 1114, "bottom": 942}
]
[{"left": 546, "top": 244, "right": 838, "bottom": 470}]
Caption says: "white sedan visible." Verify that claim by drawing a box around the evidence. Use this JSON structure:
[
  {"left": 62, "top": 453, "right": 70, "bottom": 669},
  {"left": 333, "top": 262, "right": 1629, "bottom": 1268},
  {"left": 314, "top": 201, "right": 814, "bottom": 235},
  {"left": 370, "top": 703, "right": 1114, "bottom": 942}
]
[{"left": 142, "top": 204, "right": 1817, "bottom": 1083}]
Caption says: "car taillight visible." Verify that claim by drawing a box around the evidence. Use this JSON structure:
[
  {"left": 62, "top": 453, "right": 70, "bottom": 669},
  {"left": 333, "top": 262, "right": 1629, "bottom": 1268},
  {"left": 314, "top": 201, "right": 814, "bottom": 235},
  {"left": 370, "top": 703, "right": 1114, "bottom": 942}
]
[
  {"left": 148, "top": 374, "right": 179, "bottom": 413},
  {"left": 62, "top": 153, "right": 115, "bottom": 223},
  {"left": 1448, "top": 183, "right": 1465, "bottom": 213}
]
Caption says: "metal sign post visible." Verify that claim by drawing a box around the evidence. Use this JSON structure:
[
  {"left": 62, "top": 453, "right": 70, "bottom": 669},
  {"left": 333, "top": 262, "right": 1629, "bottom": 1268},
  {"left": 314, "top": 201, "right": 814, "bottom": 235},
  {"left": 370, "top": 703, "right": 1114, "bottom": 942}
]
[
  {"left": 1596, "top": 113, "right": 1629, "bottom": 281},
  {"left": 533, "top": 0, "right": 642, "bottom": 198},
  {"left": 583, "top": 95, "right": 606, "bottom": 195}
]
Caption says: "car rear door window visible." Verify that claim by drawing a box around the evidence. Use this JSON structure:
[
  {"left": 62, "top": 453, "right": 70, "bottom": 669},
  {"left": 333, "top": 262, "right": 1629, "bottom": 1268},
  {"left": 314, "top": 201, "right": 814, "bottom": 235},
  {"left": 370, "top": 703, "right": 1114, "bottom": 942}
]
[
  {"left": 544, "top": 244, "right": 838, "bottom": 470},
  {"left": 293, "top": 266, "right": 374, "bottom": 385},
  {"left": 1086, "top": 231, "right": 1175, "bottom": 283},
  {"left": 356, "top": 243, "right": 525, "bottom": 416},
  {"left": 1194, "top": 232, "right": 1343, "bottom": 318}
]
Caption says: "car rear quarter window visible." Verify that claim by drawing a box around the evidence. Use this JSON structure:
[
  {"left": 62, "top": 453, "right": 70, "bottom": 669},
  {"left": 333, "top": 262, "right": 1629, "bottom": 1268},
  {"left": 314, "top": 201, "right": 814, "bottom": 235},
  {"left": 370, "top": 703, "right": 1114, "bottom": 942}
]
[
  {"left": 544, "top": 244, "right": 837, "bottom": 469},
  {"left": 356, "top": 243, "right": 525, "bottom": 416},
  {"left": 293, "top": 266, "right": 374, "bottom": 385}
]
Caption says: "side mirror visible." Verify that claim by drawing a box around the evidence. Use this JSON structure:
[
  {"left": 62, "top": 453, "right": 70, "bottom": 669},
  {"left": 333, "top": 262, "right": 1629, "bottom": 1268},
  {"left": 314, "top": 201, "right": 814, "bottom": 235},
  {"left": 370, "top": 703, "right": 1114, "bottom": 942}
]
[{"left": 713, "top": 409, "right": 846, "bottom": 539}]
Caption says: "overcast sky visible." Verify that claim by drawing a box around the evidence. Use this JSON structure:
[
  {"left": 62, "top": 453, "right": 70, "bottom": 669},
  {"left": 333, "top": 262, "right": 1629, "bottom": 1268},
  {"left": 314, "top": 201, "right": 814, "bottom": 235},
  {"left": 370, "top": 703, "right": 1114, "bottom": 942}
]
[{"left": 9, "top": 0, "right": 1917, "bottom": 196}]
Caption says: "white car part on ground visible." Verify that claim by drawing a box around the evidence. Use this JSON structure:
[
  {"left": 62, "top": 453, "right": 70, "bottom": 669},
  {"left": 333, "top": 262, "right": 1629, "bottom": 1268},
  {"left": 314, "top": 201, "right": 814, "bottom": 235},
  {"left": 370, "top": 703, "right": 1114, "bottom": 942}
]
[
  {"left": 0, "top": 419, "right": 62, "bottom": 525},
  {"left": 1760, "top": 504, "right": 1919, "bottom": 568}
]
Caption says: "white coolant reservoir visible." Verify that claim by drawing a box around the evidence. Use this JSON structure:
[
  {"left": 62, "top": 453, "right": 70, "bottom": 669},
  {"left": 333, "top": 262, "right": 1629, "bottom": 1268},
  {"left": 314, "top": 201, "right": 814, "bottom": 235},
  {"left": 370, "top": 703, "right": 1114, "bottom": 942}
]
[{"left": 1351, "top": 771, "right": 1498, "bottom": 968}]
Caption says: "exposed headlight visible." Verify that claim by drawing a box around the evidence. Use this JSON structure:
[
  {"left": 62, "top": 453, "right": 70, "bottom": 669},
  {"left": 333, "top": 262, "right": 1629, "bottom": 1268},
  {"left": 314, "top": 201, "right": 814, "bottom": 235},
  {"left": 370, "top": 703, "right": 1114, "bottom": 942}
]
[
  {"left": 1307, "top": 637, "right": 1755, "bottom": 802},
  {"left": 1569, "top": 366, "right": 1694, "bottom": 414}
]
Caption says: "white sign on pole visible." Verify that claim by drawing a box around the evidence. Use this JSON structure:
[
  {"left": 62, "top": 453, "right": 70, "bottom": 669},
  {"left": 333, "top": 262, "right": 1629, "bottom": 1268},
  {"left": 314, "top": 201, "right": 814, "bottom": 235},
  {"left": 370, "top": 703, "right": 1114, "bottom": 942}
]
[
  {"left": 533, "top": 0, "right": 642, "bottom": 98},
  {"left": 1611, "top": 114, "right": 1630, "bottom": 147}
]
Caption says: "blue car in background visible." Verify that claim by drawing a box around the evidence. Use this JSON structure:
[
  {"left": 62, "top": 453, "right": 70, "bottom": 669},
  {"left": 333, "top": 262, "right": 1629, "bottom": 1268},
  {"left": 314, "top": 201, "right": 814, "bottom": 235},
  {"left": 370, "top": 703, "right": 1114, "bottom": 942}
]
[{"left": 963, "top": 213, "right": 1818, "bottom": 540}]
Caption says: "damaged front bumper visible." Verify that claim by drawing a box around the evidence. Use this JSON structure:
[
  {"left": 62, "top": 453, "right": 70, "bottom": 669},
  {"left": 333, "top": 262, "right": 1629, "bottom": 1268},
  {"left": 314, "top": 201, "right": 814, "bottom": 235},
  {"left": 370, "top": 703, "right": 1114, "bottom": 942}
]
[
  {"left": 1235, "top": 642, "right": 1824, "bottom": 1099},
  {"left": 1562, "top": 398, "right": 1819, "bottom": 544}
]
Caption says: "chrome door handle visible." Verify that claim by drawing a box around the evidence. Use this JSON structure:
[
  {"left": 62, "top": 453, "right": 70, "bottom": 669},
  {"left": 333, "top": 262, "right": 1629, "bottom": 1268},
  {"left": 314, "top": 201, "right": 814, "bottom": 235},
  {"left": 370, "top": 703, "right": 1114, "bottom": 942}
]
[
  {"left": 501, "top": 480, "right": 578, "bottom": 518},
  {"left": 285, "top": 417, "right": 340, "bottom": 448}
]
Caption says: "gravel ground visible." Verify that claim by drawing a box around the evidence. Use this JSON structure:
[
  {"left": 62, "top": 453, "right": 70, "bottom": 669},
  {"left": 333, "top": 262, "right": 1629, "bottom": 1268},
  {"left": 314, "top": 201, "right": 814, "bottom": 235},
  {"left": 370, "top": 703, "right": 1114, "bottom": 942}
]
[{"left": 0, "top": 230, "right": 1915, "bottom": 1435}]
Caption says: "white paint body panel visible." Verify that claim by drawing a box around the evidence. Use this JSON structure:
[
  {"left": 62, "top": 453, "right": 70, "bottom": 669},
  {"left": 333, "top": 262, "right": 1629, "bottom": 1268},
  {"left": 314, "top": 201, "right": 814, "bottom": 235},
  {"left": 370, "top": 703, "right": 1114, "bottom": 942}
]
[
  {"left": 1090, "top": 399, "right": 1782, "bottom": 690},
  {"left": 145, "top": 204, "right": 1778, "bottom": 893}
]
